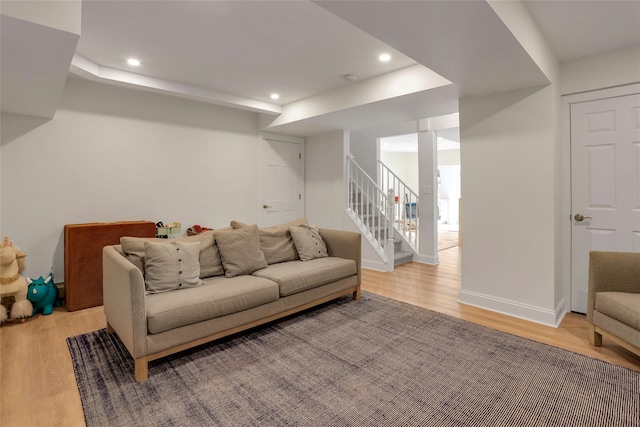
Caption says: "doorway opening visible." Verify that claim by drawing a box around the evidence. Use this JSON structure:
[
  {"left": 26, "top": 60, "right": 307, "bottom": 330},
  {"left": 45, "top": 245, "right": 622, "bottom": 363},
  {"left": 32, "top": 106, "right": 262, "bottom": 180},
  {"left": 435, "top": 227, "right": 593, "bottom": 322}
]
[
  {"left": 436, "top": 127, "right": 460, "bottom": 251},
  {"left": 379, "top": 129, "right": 460, "bottom": 252}
]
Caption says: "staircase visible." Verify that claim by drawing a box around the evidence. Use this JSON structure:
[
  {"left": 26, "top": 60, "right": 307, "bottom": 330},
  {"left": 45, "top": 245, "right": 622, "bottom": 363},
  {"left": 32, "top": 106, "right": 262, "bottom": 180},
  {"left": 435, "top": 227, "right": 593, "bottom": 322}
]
[
  {"left": 379, "top": 161, "right": 419, "bottom": 253},
  {"left": 346, "top": 155, "right": 416, "bottom": 270},
  {"left": 350, "top": 193, "right": 413, "bottom": 267},
  {"left": 393, "top": 238, "right": 413, "bottom": 266}
]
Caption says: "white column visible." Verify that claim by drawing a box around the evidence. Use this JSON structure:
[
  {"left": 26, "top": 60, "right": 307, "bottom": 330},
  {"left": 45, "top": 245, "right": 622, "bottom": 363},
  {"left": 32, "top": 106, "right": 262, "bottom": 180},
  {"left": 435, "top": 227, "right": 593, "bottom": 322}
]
[{"left": 417, "top": 129, "right": 439, "bottom": 264}]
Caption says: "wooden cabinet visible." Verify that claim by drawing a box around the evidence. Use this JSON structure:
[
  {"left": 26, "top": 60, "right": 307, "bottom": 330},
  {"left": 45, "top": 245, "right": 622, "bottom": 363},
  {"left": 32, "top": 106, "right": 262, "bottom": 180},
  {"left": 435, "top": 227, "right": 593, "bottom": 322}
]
[{"left": 64, "top": 221, "right": 156, "bottom": 311}]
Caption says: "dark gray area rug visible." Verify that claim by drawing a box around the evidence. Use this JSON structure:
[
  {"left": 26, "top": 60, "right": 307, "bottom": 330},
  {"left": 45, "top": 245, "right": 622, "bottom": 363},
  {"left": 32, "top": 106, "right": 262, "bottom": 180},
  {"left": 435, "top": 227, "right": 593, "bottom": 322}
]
[{"left": 67, "top": 292, "right": 639, "bottom": 427}]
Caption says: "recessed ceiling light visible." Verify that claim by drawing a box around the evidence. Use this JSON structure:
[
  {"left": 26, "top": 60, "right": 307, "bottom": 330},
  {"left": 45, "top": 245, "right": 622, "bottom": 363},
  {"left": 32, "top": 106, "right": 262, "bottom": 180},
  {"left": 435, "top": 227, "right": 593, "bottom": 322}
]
[
  {"left": 270, "top": 93, "right": 280, "bottom": 100},
  {"left": 379, "top": 53, "right": 391, "bottom": 62},
  {"left": 127, "top": 58, "right": 141, "bottom": 66}
]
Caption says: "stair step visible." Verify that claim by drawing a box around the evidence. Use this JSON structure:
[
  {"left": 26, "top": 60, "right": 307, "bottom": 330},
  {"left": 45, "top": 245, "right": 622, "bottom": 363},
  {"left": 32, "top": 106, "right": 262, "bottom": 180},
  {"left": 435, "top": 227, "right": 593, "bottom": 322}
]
[{"left": 394, "top": 250, "right": 413, "bottom": 266}]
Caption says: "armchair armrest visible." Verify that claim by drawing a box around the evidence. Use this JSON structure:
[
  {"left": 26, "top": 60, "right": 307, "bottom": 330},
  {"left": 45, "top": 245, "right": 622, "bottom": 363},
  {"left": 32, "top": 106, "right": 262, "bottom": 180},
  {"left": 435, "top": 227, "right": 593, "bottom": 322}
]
[
  {"left": 587, "top": 251, "right": 640, "bottom": 319},
  {"left": 103, "top": 245, "right": 148, "bottom": 359}
]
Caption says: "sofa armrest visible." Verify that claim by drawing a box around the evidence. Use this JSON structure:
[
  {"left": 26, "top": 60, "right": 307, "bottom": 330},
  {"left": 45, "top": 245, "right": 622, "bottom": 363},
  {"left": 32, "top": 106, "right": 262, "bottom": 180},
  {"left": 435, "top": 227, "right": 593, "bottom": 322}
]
[
  {"left": 587, "top": 251, "right": 640, "bottom": 320},
  {"left": 319, "top": 228, "right": 361, "bottom": 286},
  {"left": 103, "top": 245, "right": 148, "bottom": 358}
]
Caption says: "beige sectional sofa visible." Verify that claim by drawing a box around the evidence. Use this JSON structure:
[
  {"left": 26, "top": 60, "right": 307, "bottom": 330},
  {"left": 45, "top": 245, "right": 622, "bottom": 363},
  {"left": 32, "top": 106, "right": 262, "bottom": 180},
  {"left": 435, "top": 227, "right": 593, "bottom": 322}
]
[{"left": 102, "top": 221, "right": 361, "bottom": 382}]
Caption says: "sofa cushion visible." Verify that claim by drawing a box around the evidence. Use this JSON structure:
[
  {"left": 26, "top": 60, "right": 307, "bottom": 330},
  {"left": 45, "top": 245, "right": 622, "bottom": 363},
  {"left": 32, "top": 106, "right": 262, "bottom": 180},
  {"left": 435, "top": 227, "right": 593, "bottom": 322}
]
[
  {"left": 289, "top": 224, "right": 328, "bottom": 261},
  {"left": 144, "top": 240, "right": 205, "bottom": 294},
  {"left": 595, "top": 292, "right": 640, "bottom": 330},
  {"left": 231, "top": 218, "right": 308, "bottom": 264},
  {"left": 146, "top": 275, "right": 279, "bottom": 334},
  {"left": 214, "top": 225, "right": 268, "bottom": 277},
  {"left": 252, "top": 257, "right": 357, "bottom": 297},
  {"left": 120, "top": 230, "right": 224, "bottom": 278}
]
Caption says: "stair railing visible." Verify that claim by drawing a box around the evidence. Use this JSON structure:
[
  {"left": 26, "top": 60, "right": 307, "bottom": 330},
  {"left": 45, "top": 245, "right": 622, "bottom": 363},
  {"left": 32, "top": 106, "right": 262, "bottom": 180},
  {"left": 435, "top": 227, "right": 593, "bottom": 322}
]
[
  {"left": 378, "top": 161, "right": 419, "bottom": 251},
  {"left": 346, "top": 154, "right": 394, "bottom": 262}
]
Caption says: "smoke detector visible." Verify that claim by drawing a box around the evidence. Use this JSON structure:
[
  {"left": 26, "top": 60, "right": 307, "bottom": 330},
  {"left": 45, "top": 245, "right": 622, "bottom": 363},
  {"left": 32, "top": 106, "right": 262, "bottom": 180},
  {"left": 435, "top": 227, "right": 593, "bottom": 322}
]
[{"left": 344, "top": 74, "right": 358, "bottom": 82}]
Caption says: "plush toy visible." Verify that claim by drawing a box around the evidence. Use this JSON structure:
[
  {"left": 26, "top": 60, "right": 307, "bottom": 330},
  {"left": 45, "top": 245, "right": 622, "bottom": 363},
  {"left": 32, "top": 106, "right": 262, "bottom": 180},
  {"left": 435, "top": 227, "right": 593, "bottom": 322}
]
[
  {"left": 0, "top": 237, "right": 33, "bottom": 322},
  {"left": 27, "top": 273, "right": 61, "bottom": 316}
]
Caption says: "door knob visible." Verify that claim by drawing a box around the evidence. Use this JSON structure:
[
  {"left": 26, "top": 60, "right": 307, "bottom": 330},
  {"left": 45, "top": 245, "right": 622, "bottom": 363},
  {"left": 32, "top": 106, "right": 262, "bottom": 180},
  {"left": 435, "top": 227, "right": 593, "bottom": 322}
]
[
  {"left": 574, "top": 214, "right": 592, "bottom": 222},
  {"left": 263, "top": 204, "right": 272, "bottom": 209}
]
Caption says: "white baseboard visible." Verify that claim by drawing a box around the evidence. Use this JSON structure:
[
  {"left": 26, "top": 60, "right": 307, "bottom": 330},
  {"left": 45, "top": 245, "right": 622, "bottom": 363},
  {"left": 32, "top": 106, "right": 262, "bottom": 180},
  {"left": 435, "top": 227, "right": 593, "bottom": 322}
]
[
  {"left": 412, "top": 253, "right": 439, "bottom": 265},
  {"left": 552, "top": 297, "right": 567, "bottom": 328},
  {"left": 459, "top": 290, "right": 566, "bottom": 327},
  {"left": 361, "top": 259, "right": 390, "bottom": 272}
]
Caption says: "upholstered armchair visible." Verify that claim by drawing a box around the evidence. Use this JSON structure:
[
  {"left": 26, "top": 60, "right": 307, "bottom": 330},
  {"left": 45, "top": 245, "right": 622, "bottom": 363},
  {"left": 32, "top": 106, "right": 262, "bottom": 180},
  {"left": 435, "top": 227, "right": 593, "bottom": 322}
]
[{"left": 587, "top": 251, "right": 640, "bottom": 357}]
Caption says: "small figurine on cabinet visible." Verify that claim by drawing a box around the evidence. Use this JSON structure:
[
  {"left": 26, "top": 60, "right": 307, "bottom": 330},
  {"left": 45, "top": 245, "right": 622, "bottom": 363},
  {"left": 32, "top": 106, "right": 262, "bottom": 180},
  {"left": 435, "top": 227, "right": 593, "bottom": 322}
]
[
  {"left": 27, "top": 273, "right": 61, "bottom": 316},
  {"left": 0, "top": 237, "right": 33, "bottom": 322}
]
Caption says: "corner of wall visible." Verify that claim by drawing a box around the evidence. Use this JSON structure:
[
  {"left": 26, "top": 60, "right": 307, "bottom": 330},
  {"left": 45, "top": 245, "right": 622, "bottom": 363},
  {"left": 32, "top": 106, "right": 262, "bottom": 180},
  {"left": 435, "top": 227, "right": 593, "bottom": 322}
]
[{"left": 459, "top": 289, "right": 562, "bottom": 327}]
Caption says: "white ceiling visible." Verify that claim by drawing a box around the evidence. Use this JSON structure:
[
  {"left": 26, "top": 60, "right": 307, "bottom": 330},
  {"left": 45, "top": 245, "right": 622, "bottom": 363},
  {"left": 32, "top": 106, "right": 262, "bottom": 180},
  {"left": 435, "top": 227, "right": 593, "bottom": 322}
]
[
  {"left": 523, "top": 0, "right": 640, "bottom": 62},
  {"left": 2, "top": 0, "right": 639, "bottom": 136},
  {"left": 74, "top": 1, "right": 417, "bottom": 106}
]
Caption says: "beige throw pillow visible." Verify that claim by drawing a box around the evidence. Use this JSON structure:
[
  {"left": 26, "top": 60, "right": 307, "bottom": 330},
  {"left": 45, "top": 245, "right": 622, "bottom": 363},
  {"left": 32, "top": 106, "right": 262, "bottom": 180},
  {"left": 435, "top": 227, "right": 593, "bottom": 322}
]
[
  {"left": 214, "top": 225, "right": 268, "bottom": 277},
  {"left": 144, "top": 240, "right": 204, "bottom": 293},
  {"left": 289, "top": 224, "right": 328, "bottom": 261},
  {"left": 120, "top": 230, "right": 224, "bottom": 278},
  {"left": 230, "top": 218, "right": 308, "bottom": 264}
]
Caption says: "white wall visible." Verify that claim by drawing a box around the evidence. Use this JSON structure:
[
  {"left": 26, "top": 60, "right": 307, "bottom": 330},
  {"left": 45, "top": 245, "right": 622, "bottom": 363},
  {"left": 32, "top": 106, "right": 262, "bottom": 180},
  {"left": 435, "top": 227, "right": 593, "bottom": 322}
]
[
  {"left": 438, "top": 165, "right": 460, "bottom": 225},
  {"left": 304, "top": 130, "right": 346, "bottom": 229},
  {"left": 349, "top": 120, "right": 418, "bottom": 178},
  {"left": 437, "top": 148, "right": 461, "bottom": 225},
  {"left": 459, "top": 85, "right": 561, "bottom": 324},
  {"left": 560, "top": 45, "right": 640, "bottom": 96},
  {"left": 379, "top": 151, "right": 418, "bottom": 192},
  {"left": 458, "top": 0, "right": 565, "bottom": 326},
  {"left": 0, "top": 77, "right": 261, "bottom": 280},
  {"left": 437, "top": 149, "right": 460, "bottom": 166},
  {"left": 0, "top": 0, "right": 81, "bottom": 34}
]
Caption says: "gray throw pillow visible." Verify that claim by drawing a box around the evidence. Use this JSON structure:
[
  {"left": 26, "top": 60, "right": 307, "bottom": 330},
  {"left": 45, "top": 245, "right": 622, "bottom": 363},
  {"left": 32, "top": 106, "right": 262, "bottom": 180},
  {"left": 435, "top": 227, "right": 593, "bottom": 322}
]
[
  {"left": 214, "top": 225, "right": 268, "bottom": 277},
  {"left": 120, "top": 230, "right": 224, "bottom": 278},
  {"left": 144, "top": 240, "right": 204, "bottom": 293},
  {"left": 289, "top": 225, "right": 328, "bottom": 261},
  {"left": 230, "top": 218, "right": 308, "bottom": 264}
]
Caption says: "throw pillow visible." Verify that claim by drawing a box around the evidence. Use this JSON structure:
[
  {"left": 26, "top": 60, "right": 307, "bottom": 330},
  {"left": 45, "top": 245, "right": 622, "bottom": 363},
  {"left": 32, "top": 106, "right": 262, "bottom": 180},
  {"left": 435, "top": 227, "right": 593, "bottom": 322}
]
[
  {"left": 289, "top": 224, "right": 328, "bottom": 261},
  {"left": 230, "top": 218, "right": 308, "bottom": 264},
  {"left": 181, "top": 230, "right": 225, "bottom": 277},
  {"left": 120, "top": 230, "right": 224, "bottom": 278},
  {"left": 214, "top": 225, "right": 268, "bottom": 277},
  {"left": 120, "top": 236, "right": 156, "bottom": 273},
  {"left": 144, "top": 240, "right": 205, "bottom": 293}
]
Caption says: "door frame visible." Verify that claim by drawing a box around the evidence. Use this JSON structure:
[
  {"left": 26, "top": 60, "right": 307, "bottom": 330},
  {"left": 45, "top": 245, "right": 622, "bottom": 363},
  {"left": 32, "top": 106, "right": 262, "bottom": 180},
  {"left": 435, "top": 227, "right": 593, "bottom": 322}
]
[
  {"left": 562, "top": 83, "right": 640, "bottom": 312},
  {"left": 257, "top": 132, "right": 306, "bottom": 227}
]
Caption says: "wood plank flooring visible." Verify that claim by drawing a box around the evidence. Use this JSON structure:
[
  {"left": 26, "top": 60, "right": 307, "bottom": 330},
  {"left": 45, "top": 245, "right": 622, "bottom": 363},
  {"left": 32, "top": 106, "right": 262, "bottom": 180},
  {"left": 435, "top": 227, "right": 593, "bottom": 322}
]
[
  {"left": 0, "top": 304, "right": 104, "bottom": 426},
  {"left": 437, "top": 230, "right": 459, "bottom": 251},
  {"left": 1, "top": 246, "right": 638, "bottom": 426}
]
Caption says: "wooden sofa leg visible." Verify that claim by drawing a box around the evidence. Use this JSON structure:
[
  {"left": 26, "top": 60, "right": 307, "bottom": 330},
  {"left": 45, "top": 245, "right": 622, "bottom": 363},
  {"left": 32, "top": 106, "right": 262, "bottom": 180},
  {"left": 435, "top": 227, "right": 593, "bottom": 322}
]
[
  {"left": 353, "top": 287, "right": 361, "bottom": 301},
  {"left": 588, "top": 324, "right": 602, "bottom": 347},
  {"left": 106, "top": 322, "right": 115, "bottom": 334},
  {"left": 135, "top": 357, "right": 149, "bottom": 382}
]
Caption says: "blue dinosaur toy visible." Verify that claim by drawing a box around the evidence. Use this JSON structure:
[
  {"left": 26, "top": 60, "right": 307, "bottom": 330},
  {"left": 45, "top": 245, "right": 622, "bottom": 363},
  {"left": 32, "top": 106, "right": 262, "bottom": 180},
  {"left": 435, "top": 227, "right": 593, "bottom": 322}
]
[{"left": 26, "top": 273, "right": 61, "bottom": 316}]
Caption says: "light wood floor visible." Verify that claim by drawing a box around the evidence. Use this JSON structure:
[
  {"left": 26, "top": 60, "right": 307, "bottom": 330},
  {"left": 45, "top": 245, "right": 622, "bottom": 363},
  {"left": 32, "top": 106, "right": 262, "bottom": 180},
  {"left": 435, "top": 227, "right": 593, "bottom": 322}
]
[{"left": 1, "top": 246, "right": 638, "bottom": 426}]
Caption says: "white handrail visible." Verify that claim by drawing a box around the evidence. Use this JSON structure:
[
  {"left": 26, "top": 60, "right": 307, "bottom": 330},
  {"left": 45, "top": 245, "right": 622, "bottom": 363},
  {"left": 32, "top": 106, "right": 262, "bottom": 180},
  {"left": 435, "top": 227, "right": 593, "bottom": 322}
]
[
  {"left": 346, "top": 155, "right": 394, "bottom": 263},
  {"left": 378, "top": 160, "right": 419, "bottom": 251}
]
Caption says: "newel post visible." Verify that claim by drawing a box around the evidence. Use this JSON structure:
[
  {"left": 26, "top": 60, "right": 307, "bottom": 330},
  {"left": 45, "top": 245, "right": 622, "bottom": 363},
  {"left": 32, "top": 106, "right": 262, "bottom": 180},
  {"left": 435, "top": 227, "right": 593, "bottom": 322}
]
[{"left": 386, "top": 188, "right": 395, "bottom": 271}]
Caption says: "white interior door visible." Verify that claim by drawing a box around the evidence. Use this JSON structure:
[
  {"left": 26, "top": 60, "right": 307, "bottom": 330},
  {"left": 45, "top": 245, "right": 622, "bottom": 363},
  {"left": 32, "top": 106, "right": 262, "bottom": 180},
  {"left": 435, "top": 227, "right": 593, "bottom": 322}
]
[
  {"left": 570, "top": 93, "right": 640, "bottom": 313},
  {"left": 259, "top": 138, "right": 304, "bottom": 227}
]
